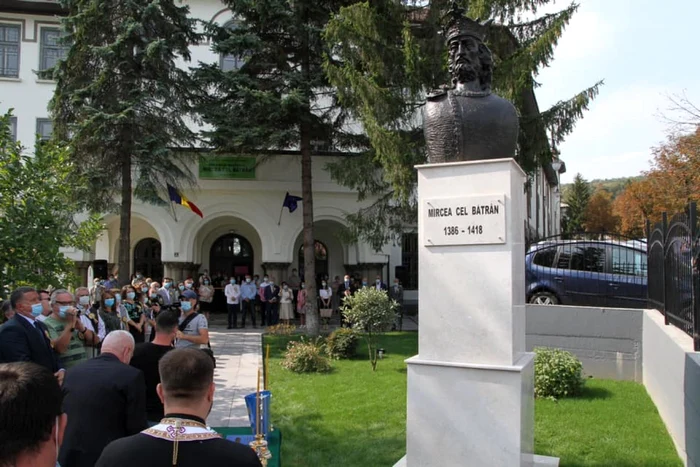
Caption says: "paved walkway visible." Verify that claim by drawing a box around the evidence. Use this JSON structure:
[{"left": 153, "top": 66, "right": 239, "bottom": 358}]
[{"left": 207, "top": 327, "right": 263, "bottom": 428}]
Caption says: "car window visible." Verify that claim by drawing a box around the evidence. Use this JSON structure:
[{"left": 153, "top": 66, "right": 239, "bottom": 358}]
[
  {"left": 611, "top": 246, "right": 647, "bottom": 277},
  {"left": 570, "top": 244, "right": 606, "bottom": 273},
  {"left": 555, "top": 244, "right": 572, "bottom": 269},
  {"left": 533, "top": 247, "right": 556, "bottom": 267}
]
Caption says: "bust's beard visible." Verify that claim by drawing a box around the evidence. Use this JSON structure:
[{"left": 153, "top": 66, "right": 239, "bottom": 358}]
[{"left": 451, "top": 62, "right": 478, "bottom": 85}]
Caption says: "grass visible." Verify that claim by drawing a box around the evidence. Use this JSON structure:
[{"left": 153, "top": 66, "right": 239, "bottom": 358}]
[{"left": 264, "top": 333, "right": 682, "bottom": 467}]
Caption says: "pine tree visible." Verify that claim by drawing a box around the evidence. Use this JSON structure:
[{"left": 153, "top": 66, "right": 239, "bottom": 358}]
[
  {"left": 196, "top": 0, "right": 363, "bottom": 337},
  {"left": 565, "top": 173, "right": 591, "bottom": 234},
  {"left": 323, "top": 0, "right": 602, "bottom": 249},
  {"left": 50, "top": 0, "right": 202, "bottom": 285}
]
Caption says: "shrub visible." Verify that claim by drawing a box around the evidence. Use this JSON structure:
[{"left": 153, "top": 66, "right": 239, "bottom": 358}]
[
  {"left": 341, "top": 287, "right": 398, "bottom": 371},
  {"left": 282, "top": 337, "right": 332, "bottom": 373},
  {"left": 266, "top": 323, "right": 296, "bottom": 336},
  {"left": 326, "top": 327, "right": 359, "bottom": 359},
  {"left": 534, "top": 347, "right": 584, "bottom": 400}
]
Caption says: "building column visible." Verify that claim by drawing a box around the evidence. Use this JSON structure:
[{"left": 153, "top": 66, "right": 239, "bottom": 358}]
[
  {"left": 74, "top": 261, "right": 91, "bottom": 287},
  {"left": 261, "top": 262, "right": 291, "bottom": 283}
]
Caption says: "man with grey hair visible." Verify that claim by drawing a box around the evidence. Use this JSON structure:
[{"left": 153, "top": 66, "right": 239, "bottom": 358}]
[
  {"left": 75, "top": 286, "right": 105, "bottom": 358},
  {"left": 43, "top": 289, "right": 92, "bottom": 370},
  {"left": 59, "top": 330, "right": 147, "bottom": 467}
]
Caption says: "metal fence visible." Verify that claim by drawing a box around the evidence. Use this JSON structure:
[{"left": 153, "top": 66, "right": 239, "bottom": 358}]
[{"left": 647, "top": 202, "right": 700, "bottom": 351}]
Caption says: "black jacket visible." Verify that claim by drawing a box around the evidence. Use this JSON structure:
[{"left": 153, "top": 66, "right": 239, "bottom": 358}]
[
  {"left": 59, "top": 353, "right": 148, "bottom": 467},
  {"left": 0, "top": 314, "right": 62, "bottom": 372}
]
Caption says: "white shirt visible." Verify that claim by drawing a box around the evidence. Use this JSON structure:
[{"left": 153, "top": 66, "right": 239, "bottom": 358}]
[
  {"left": 224, "top": 283, "right": 241, "bottom": 304},
  {"left": 319, "top": 287, "right": 332, "bottom": 299},
  {"left": 78, "top": 307, "right": 106, "bottom": 340}
]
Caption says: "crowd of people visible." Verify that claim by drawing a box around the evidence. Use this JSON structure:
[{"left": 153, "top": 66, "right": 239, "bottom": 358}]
[{"left": 0, "top": 285, "right": 260, "bottom": 467}]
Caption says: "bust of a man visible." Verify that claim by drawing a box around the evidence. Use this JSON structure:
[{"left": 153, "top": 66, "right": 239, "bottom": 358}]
[{"left": 423, "top": 3, "right": 519, "bottom": 164}]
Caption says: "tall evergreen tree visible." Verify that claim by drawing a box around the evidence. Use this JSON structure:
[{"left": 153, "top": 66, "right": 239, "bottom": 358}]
[
  {"left": 565, "top": 173, "right": 591, "bottom": 234},
  {"left": 323, "top": 0, "right": 602, "bottom": 249},
  {"left": 196, "top": 0, "right": 362, "bottom": 337},
  {"left": 50, "top": 0, "right": 202, "bottom": 285}
]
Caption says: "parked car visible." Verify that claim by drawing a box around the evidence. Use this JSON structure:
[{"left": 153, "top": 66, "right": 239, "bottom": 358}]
[{"left": 525, "top": 239, "right": 648, "bottom": 308}]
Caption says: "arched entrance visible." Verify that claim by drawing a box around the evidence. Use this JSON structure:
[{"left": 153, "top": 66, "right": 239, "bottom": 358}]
[
  {"left": 298, "top": 240, "right": 329, "bottom": 285},
  {"left": 133, "top": 238, "right": 163, "bottom": 281},
  {"left": 210, "top": 234, "right": 254, "bottom": 280}
]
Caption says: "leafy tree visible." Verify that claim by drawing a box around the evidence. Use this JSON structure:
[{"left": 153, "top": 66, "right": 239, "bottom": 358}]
[
  {"left": 50, "top": 0, "right": 202, "bottom": 285},
  {"left": 341, "top": 287, "right": 397, "bottom": 371},
  {"left": 323, "top": 0, "right": 602, "bottom": 249},
  {"left": 564, "top": 173, "right": 590, "bottom": 234},
  {"left": 0, "top": 111, "right": 102, "bottom": 292},
  {"left": 612, "top": 179, "right": 654, "bottom": 237},
  {"left": 583, "top": 187, "right": 618, "bottom": 233},
  {"left": 195, "top": 0, "right": 362, "bottom": 337}
]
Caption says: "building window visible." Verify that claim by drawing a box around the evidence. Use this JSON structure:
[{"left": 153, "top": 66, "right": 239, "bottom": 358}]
[
  {"left": 219, "top": 21, "right": 246, "bottom": 72},
  {"left": 40, "top": 28, "right": 69, "bottom": 73},
  {"left": 9, "top": 116, "right": 17, "bottom": 141},
  {"left": 36, "top": 118, "right": 53, "bottom": 141},
  {"left": 0, "top": 24, "right": 21, "bottom": 78},
  {"left": 400, "top": 233, "right": 418, "bottom": 290}
]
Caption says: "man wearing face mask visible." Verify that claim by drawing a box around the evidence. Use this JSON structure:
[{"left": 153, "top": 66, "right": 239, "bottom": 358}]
[
  {"left": 0, "top": 287, "right": 64, "bottom": 384},
  {"left": 224, "top": 276, "right": 241, "bottom": 329},
  {"left": 0, "top": 361, "right": 67, "bottom": 467},
  {"left": 96, "top": 348, "right": 261, "bottom": 467},
  {"left": 59, "top": 331, "right": 146, "bottom": 467},
  {"left": 43, "top": 290, "right": 92, "bottom": 370},
  {"left": 337, "top": 275, "right": 356, "bottom": 327},
  {"left": 175, "top": 290, "right": 209, "bottom": 350},
  {"left": 158, "top": 278, "right": 176, "bottom": 305},
  {"left": 75, "top": 287, "right": 105, "bottom": 359},
  {"left": 36, "top": 289, "right": 52, "bottom": 322},
  {"left": 240, "top": 275, "right": 257, "bottom": 328},
  {"left": 263, "top": 277, "right": 280, "bottom": 326}
]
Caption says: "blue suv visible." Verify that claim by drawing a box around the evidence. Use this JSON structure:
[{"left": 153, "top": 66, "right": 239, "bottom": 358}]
[{"left": 525, "top": 239, "right": 648, "bottom": 308}]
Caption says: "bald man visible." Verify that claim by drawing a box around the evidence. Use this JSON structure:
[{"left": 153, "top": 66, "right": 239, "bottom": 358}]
[{"left": 59, "top": 331, "right": 147, "bottom": 467}]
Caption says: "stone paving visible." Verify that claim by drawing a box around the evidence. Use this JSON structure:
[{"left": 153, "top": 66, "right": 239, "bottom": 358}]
[{"left": 207, "top": 327, "right": 263, "bottom": 428}]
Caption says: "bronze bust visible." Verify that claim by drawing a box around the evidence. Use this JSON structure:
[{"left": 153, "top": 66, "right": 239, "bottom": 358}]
[{"left": 423, "top": 3, "right": 519, "bottom": 164}]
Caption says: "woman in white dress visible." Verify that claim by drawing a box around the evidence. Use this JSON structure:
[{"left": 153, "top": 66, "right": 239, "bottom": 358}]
[
  {"left": 279, "top": 282, "right": 295, "bottom": 325},
  {"left": 319, "top": 280, "right": 333, "bottom": 329}
]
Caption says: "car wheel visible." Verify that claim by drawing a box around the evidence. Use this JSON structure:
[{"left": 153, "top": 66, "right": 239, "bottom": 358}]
[{"left": 529, "top": 291, "right": 559, "bottom": 305}]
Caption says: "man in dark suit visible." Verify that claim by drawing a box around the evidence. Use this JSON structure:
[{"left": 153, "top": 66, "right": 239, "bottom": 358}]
[
  {"left": 59, "top": 330, "right": 147, "bottom": 467},
  {"left": 263, "top": 277, "right": 280, "bottom": 326},
  {"left": 0, "top": 287, "right": 64, "bottom": 384},
  {"left": 337, "top": 275, "right": 356, "bottom": 327}
]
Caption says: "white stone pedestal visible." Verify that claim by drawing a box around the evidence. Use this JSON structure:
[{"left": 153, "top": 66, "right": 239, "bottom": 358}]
[{"left": 398, "top": 159, "right": 551, "bottom": 467}]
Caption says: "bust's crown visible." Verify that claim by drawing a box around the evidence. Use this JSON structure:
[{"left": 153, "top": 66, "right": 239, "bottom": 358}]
[{"left": 445, "top": 1, "right": 490, "bottom": 43}]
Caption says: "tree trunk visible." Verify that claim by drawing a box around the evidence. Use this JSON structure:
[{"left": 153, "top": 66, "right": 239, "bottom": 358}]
[
  {"left": 301, "top": 124, "right": 319, "bottom": 337},
  {"left": 117, "top": 154, "right": 132, "bottom": 287}
]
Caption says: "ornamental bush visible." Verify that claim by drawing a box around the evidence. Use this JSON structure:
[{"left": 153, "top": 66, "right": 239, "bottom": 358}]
[
  {"left": 534, "top": 347, "right": 584, "bottom": 400},
  {"left": 266, "top": 323, "right": 296, "bottom": 336},
  {"left": 326, "top": 327, "right": 359, "bottom": 359},
  {"left": 282, "top": 337, "right": 332, "bottom": 373}
]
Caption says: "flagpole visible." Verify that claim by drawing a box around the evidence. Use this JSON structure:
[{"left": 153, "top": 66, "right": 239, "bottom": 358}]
[
  {"left": 277, "top": 204, "right": 284, "bottom": 226},
  {"left": 170, "top": 200, "right": 179, "bottom": 223}
]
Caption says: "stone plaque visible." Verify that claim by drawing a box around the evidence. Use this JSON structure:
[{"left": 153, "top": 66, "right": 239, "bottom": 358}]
[{"left": 422, "top": 195, "right": 506, "bottom": 246}]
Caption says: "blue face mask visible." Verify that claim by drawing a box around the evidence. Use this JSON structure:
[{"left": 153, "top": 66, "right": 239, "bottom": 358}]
[
  {"left": 126, "top": 292, "right": 136, "bottom": 300},
  {"left": 115, "top": 293, "right": 121, "bottom": 302},
  {"left": 104, "top": 298, "right": 115, "bottom": 307},
  {"left": 180, "top": 301, "right": 192, "bottom": 312},
  {"left": 178, "top": 285, "right": 185, "bottom": 291},
  {"left": 164, "top": 282, "right": 172, "bottom": 289},
  {"left": 230, "top": 279, "right": 236, "bottom": 285},
  {"left": 204, "top": 281, "right": 210, "bottom": 285},
  {"left": 31, "top": 303, "right": 44, "bottom": 317},
  {"left": 58, "top": 306, "right": 71, "bottom": 319}
]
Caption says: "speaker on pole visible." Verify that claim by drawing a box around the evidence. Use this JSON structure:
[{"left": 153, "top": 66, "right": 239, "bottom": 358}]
[{"left": 92, "top": 260, "right": 109, "bottom": 280}]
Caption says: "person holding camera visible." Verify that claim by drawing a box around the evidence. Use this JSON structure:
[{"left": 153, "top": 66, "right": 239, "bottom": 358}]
[
  {"left": 146, "top": 283, "right": 165, "bottom": 342},
  {"left": 43, "top": 289, "right": 93, "bottom": 369}
]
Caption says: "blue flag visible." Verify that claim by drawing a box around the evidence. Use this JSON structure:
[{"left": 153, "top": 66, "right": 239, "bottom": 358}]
[{"left": 282, "top": 192, "right": 303, "bottom": 213}]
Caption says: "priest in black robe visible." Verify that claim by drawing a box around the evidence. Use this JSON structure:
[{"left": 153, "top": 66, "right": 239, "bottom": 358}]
[{"left": 96, "top": 348, "right": 261, "bottom": 467}]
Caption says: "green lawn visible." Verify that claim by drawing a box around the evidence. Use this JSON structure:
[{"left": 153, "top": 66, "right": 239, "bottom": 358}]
[{"left": 264, "top": 333, "right": 681, "bottom": 467}]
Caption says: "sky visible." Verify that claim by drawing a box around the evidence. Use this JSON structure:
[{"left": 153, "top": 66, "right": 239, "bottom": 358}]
[{"left": 533, "top": 0, "right": 700, "bottom": 184}]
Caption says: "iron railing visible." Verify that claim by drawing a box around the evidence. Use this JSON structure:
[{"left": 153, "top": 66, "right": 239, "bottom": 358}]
[{"left": 647, "top": 202, "right": 700, "bottom": 351}]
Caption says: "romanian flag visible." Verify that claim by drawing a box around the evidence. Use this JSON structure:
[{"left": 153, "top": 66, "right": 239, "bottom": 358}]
[{"left": 167, "top": 184, "right": 204, "bottom": 218}]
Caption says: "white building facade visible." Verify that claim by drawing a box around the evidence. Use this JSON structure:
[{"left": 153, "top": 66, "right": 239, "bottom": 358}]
[{"left": 0, "top": 0, "right": 563, "bottom": 302}]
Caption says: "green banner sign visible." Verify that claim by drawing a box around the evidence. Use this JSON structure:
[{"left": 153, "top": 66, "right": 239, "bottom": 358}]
[{"left": 199, "top": 155, "right": 257, "bottom": 180}]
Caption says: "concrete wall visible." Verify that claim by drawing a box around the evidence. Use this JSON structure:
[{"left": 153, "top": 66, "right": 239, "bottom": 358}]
[
  {"left": 643, "top": 310, "right": 700, "bottom": 467},
  {"left": 526, "top": 305, "right": 644, "bottom": 382}
]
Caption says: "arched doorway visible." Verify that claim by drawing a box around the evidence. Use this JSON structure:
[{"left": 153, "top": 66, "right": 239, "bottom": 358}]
[
  {"left": 210, "top": 234, "right": 254, "bottom": 280},
  {"left": 133, "top": 238, "right": 163, "bottom": 281},
  {"left": 298, "top": 240, "right": 329, "bottom": 285}
]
